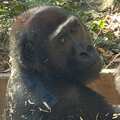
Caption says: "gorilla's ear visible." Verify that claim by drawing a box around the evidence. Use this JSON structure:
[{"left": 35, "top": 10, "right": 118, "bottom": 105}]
[{"left": 24, "top": 42, "right": 35, "bottom": 60}]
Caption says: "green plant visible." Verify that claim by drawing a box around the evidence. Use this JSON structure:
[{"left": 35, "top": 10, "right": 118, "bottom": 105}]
[{"left": 90, "top": 20, "right": 105, "bottom": 33}]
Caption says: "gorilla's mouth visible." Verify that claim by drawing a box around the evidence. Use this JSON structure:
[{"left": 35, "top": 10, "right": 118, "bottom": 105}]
[
  {"left": 89, "top": 59, "right": 100, "bottom": 70},
  {"left": 85, "top": 58, "right": 103, "bottom": 73},
  {"left": 73, "top": 57, "right": 103, "bottom": 73},
  {"left": 87, "top": 61, "right": 97, "bottom": 70}
]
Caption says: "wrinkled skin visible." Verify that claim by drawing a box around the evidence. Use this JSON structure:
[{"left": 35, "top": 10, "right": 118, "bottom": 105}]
[{"left": 4, "top": 6, "right": 120, "bottom": 120}]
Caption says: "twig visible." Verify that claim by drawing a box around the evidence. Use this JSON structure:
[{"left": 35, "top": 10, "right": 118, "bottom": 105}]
[
  {"left": 3, "top": 68, "right": 11, "bottom": 73},
  {"left": 2, "top": 34, "right": 7, "bottom": 47},
  {"left": 93, "top": 29, "right": 102, "bottom": 46},
  {"left": 105, "top": 53, "right": 120, "bottom": 69}
]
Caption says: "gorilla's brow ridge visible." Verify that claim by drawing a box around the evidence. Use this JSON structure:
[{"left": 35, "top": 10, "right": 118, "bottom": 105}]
[{"left": 50, "top": 15, "right": 79, "bottom": 39}]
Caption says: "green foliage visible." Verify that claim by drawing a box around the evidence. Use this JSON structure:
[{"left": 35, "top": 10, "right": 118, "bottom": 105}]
[
  {"left": 91, "top": 20, "right": 105, "bottom": 32},
  {"left": 76, "top": 11, "right": 89, "bottom": 21},
  {"left": 0, "top": 0, "right": 82, "bottom": 25},
  {"left": 99, "top": 20, "right": 105, "bottom": 28},
  {"left": 0, "top": 8, "right": 6, "bottom": 11},
  {"left": 95, "top": 36, "right": 119, "bottom": 51},
  {"left": 116, "top": 0, "right": 120, "bottom": 3},
  {"left": 90, "top": 13, "right": 120, "bottom": 53},
  {"left": 100, "top": 54, "right": 109, "bottom": 65}
]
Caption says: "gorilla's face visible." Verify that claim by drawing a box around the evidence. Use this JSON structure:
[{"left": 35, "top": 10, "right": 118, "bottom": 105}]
[
  {"left": 46, "top": 15, "right": 102, "bottom": 81},
  {"left": 21, "top": 7, "right": 102, "bottom": 82}
]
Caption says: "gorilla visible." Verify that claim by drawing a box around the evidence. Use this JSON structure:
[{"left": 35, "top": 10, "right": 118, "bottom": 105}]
[{"left": 4, "top": 6, "right": 120, "bottom": 120}]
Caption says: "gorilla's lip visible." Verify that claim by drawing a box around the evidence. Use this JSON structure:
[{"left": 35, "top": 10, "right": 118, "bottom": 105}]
[
  {"left": 88, "top": 61, "right": 97, "bottom": 70},
  {"left": 86, "top": 58, "right": 102, "bottom": 72},
  {"left": 75, "top": 58, "right": 102, "bottom": 73}
]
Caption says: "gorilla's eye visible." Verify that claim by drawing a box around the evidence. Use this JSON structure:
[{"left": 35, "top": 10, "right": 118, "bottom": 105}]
[
  {"left": 70, "top": 23, "right": 80, "bottom": 33},
  {"left": 59, "top": 38, "right": 65, "bottom": 46},
  {"left": 70, "top": 25, "right": 79, "bottom": 33},
  {"left": 71, "top": 28, "right": 76, "bottom": 33}
]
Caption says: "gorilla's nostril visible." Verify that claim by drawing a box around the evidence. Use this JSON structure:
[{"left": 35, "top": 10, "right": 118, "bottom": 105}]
[
  {"left": 87, "top": 46, "right": 92, "bottom": 52},
  {"left": 79, "top": 52, "right": 88, "bottom": 58}
]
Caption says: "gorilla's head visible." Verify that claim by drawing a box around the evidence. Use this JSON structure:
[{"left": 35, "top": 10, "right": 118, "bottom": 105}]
[{"left": 10, "top": 6, "right": 102, "bottom": 83}]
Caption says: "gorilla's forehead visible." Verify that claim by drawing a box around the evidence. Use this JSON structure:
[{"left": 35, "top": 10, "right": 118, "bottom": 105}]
[
  {"left": 50, "top": 15, "right": 79, "bottom": 39},
  {"left": 29, "top": 7, "right": 76, "bottom": 36}
]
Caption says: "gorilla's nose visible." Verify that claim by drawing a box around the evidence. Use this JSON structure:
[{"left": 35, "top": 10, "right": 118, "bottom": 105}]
[{"left": 77, "top": 42, "right": 94, "bottom": 59}]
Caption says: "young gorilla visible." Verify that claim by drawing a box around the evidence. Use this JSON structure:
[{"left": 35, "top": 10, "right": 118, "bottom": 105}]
[{"left": 4, "top": 6, "right": 120, "bottom": 120}]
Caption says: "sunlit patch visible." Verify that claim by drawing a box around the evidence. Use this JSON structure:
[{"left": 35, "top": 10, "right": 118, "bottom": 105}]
[
  {"left": 112, "top": 113, "right": 120, "bottom": 119},
  {"left": 104, "top": 13, "right": 120, "bottom": 38}
]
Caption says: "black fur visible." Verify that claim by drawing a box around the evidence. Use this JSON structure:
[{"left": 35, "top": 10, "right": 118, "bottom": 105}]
[{"left": 4, "top": 6, "right": 120, "bottom": 120}]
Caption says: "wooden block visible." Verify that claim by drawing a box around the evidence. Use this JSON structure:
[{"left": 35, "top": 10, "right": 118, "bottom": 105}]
[
  {"left": 87, "top": 70, "right": 120, "bottom": 105},
  {"left": 0, "top": 74, "right": 9, "bottom": 120}
]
